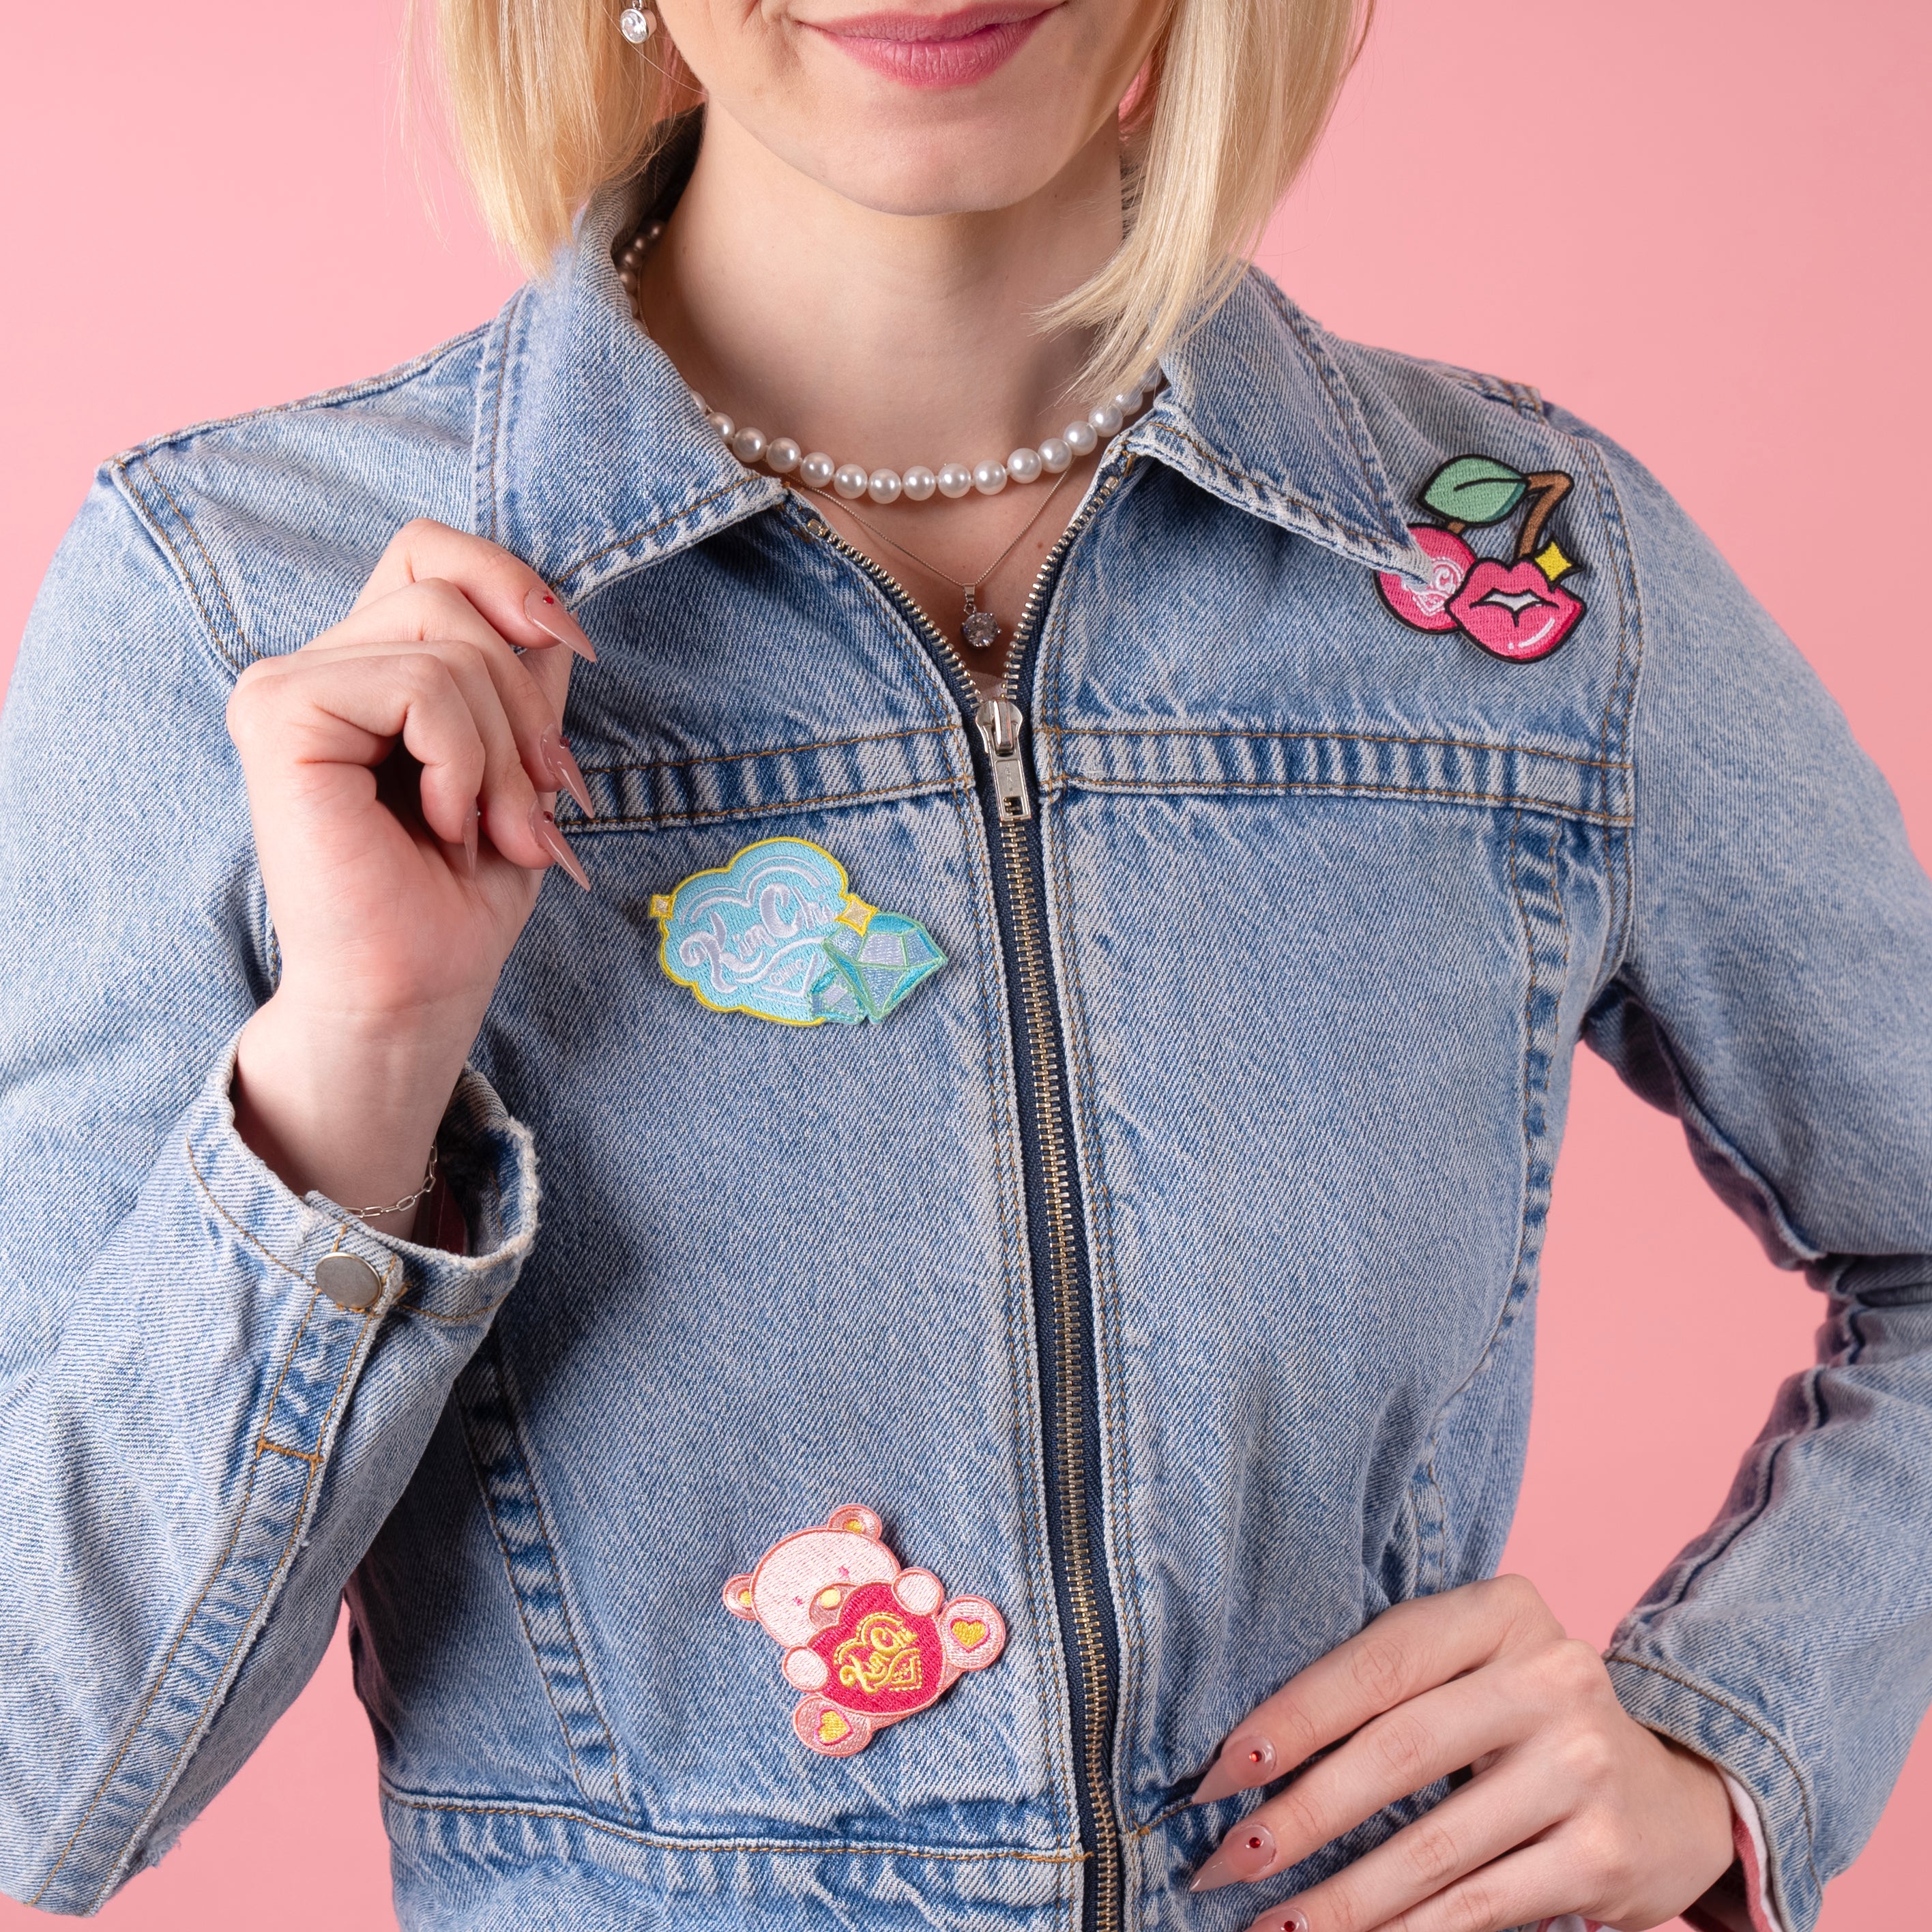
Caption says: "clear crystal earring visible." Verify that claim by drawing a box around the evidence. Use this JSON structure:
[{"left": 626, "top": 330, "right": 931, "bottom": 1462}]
[{"left": 619, "top": 5, "right": 657, "bottom": 42}]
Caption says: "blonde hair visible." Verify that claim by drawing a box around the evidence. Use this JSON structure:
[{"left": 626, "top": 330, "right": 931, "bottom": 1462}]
[{"left": 419, "top": 0, "right": 1371, "bottom": 390}]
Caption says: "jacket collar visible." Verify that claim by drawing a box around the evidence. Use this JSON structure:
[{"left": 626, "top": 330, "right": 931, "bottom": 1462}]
[{"left": 474, "top": 128, "right": 1429, "bottom": 604}]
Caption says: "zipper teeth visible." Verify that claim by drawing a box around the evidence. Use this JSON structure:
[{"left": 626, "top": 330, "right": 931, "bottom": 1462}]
[
  {"left": 806, "top": 470, "right": 1128, "bottom": 1932},
  {"left": 998, "top": 467, "right": 1127, "bottom": 1932},
  {"left": 999, "top": 810, "right": 1122, "bottom": 1931}
]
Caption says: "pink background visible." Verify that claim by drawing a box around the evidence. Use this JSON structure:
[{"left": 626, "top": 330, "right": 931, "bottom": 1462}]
[{"left": 3, "top": 1, "right": 1926, "bottom": 1924}]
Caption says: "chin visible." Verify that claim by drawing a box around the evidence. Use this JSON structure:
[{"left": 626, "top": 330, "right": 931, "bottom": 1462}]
[
  {"left": 810, "top": 136, "right": 1075, "bottom": 217},
  {"left": 751, "top": 87, "right": 1106, "bottom": 218}
]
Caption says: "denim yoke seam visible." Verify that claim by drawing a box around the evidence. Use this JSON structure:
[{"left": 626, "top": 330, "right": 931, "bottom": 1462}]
[
  {"left": 31, "top": 1148, "right": 390, "bottom": 1911},
  {"left": 564, "top": 774, "right": 972, "bottom": 832},
  {"left": 380, "top": 1786, "right": 1088, "bottom": 1864},
  {"left": 456, "top": 1327, "right": 639, "bottom": 1825},
  {"left": 583, "top": 722, "right": 956, "bottom": 779},
  {"left": 1038, "top": 510, "right": 1150, "bottom": 1874},
  {"left": 1060, "top": 774, "right": 1631, "bottom": 829},
  {"left": 1043, "top": 723, "right": 1627, "bottom": 773}
]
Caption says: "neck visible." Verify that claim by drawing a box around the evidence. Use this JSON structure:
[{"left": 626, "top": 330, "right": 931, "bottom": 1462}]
[{"left": 638, "top": 104, "right": 1123, "bottom": 466}]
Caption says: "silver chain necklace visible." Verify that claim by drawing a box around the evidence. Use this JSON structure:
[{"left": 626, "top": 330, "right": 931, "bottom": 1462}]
[{"left": 810, "top": 464, "right": 1077, "bottom": 652}]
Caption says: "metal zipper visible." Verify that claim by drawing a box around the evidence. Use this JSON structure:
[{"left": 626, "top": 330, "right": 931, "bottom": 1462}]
[{"left": 804, "top": 465, "right": 1130, "bottom": 1932}]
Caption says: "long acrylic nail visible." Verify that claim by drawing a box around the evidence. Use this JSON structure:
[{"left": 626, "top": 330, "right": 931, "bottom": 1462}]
[
  {"left": 1244, "top": 1912, "right": 1308, "bottom": 1932},
  {"left": 460, "top": 803, "right": 479, "bottom": 875},
  {"left": 1190, "top": 1821, "right": 1280, "bottom": 1893},
  {"left": 523, "top": 587, "right": 597, "bottom": 662},
  {"left": 540, "top": 727, "right": 596, "bottom": 817},
  {"left": 1195, "top": 1731, "right": 1279, "bottom": 1806},
  {"left": 529, "top": 801, "right": 592, "bottom": 891}
]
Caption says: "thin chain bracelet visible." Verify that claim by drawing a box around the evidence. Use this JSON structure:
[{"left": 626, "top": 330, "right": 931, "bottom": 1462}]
[{"left": 350, "top": 1142, "right": 438, "bottom": 1221}]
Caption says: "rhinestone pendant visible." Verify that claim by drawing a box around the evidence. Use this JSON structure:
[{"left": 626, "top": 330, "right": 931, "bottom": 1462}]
[
  {"left": 961, "top": 589, "right": 1001, "bottom": 652},
  {"left": 619, "top": 6, "right": 656, "bottom": 42}
]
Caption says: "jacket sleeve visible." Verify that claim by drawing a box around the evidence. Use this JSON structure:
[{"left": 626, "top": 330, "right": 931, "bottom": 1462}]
[
  {"left": 1550, "top": 409, "right": 1932, "bottom": 1932},
  {"left": 0, "top": 477, "right": 540, "bottom": 1913}
]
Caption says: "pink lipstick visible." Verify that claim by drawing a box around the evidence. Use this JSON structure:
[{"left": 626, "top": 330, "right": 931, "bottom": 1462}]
[{"left": 805, "top": 2, "right": 1057, "bottom": 89}]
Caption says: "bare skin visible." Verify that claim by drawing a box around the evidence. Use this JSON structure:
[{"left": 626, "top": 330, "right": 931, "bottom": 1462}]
[{"left": 226, "top": 1, "right": 1738, "bottom": 1919}]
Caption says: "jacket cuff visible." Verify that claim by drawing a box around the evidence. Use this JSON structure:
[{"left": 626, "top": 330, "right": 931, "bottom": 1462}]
[
  {"left": 188, "top": 1035, "right": 537, "bottom": 1331},
  {"left": 1602, "top": 1652, "right": 1814, "bottom": 1931}
]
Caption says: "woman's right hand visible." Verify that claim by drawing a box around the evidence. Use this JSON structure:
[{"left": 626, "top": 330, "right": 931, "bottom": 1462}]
[{"left": 226, "top": 521, "right": 599, "bottom": 1235}]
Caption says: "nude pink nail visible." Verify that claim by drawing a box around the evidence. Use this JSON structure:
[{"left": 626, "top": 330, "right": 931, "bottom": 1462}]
[
  {"left": 529, "top": 802, "right": 592, "bottom": 891},
  {"left": 460, "top": 803, "right": 479, "bottom": 875},
  {"left": 1188, "top": 1820, "right": 1279, "bottom": 1892},
  {"left": 540, "top": 727, "right": 595, "bottom": 818},
  {"left": 1195, "top": 1729, "right": 1279, "bottom": 1805},
  {"left": 523, "top": 587, "right": 597, "bottom": 662},
  {"left": 1250, "top": 1913, "right": 1308, "bottom": 1932}
]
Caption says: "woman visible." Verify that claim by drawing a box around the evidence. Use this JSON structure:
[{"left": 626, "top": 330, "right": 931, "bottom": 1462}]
[{"left": 0, "top": 0, "right": 1925, "bottom": 1927}]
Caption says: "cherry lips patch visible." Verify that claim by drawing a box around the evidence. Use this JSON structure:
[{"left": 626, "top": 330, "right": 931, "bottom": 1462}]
[
  {"left": 1377, "top": 455, "right": 1585, "bottom": 662},
  {"left": 723, "top": 1506, "right": 1006, "bottom": 1757}
]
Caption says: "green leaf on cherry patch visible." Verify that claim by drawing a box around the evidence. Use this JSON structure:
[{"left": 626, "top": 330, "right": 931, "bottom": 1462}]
[{"left": 1422, "top": 455, "right": 1527, "bottom": 525}]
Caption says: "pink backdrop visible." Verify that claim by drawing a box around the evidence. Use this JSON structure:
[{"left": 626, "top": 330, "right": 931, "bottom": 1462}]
[{"left": 3, "top": 1, "right": 1926, "bottom": 1924}]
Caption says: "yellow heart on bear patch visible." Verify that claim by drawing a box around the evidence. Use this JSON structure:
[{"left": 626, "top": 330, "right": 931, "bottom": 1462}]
[
  {"left": 817, "top": 1709, "right": 851, "bottom": 1744},
  {"left": 950, "top": 1618, "right": 989, "bottom": 1650}
]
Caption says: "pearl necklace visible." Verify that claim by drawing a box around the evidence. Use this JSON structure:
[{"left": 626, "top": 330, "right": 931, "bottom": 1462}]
[{"left": 615, "top": 220, "right": 1161, "bottom": 509}]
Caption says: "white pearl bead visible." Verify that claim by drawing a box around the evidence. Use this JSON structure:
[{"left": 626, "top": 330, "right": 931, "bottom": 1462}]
[
  {"left": 1110, "top": 390, "right": 1141, "bottom": 415},
  {"left": 1005, "top": 447, "right": 1043, "bottom": 484},
  {"left": 690, "top": 392, "right": 707, "bottom": 414},
  {"left": 1038, "top": 437, "right": 1072, "bottom": 473},
  {"left": 1063, "top": 421, "right": 1098, "bottom": 455},
  {"left": 765, "top": 437, "right": 801, "bottom": 474},
  {"left": 834, "top": 463, "right": 868, "bottom": 499},
  {"left": 937, "top": 463, "right": 974, "bottom": 499},
  {"left": 1089, "top": 403, "right": 1124, "bottom": 437},
  {"left": 730, "top": 426, "right": 766, "bottom": 463},
  {"left": 972, "top": 460, "right": 1008, "bottom": 495},
  {"left": 867, "top": 469, "right": 903, "bottom": 503},
  {"left": 1137, "top": 366, "right": 1160, "bottom": 392},
  {"left": 800, "top": 452, "right": 835, "bottom": 488},
  {"left": 901, "top": 465, "right": 937, "bottom": 501},
  {"left": 707, "top": 411, "right": 735, "bottom": 439}
]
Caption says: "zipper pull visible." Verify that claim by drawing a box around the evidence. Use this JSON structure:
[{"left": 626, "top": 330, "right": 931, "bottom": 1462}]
[{"left": 974, "top": 697, "right": 1033, "bottom": 823}]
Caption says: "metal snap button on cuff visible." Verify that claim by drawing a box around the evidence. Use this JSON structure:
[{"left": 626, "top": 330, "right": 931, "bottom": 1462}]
[{"left": 315, "top": 1253, "right": 384, "bottom": 1311}]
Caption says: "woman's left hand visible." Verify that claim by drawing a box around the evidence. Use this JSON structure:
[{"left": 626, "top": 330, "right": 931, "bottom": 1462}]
[{"left": 1188, "top": 1575, "right": 1736, "bottom": 1932}]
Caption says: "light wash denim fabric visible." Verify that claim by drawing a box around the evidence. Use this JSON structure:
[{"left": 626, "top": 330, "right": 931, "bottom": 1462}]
[{"left": 3, "top": 152, "right": 1930, "bottom": 1932}]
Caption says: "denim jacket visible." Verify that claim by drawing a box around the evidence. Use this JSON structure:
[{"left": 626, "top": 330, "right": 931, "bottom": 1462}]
[{"left": 2, "top": 162, "right": 1929, "bottom": 1932}]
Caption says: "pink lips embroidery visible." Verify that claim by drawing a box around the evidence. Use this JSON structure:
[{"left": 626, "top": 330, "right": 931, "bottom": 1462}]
[
  {"left": 1377, "top": 454, "right": 1585, "bottom": 663},
  {"left": 1448, "top": 560, "right": 1583, "bottom": 661}
]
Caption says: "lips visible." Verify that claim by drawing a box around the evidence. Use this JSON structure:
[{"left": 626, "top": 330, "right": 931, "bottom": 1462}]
[
  {"left": 1447, "top": 560, "right": 1583, "bottom": 662},
  {"left": 805, "top": 1, "right": 1055, "bottom": 88}
]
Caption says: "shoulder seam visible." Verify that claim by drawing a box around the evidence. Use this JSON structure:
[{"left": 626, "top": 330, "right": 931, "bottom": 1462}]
[
  {"left": 96, "top": 462, "right": 252, "bottom": 680},
  {"left": 111, "top": 320, "right": 495, "bottom": 467}
]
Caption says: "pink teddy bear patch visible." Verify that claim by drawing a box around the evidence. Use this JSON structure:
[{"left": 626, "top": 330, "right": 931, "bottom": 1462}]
[{"left": 722, "top": 1505, "right": 1007, "bottom": 1757}]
